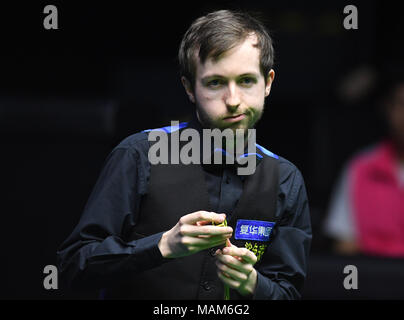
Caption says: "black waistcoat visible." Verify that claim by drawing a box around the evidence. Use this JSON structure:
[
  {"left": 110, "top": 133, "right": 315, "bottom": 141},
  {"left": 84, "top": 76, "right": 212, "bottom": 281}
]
[{"left": 107, "top": 128, "right": 279, "bottom": 299}]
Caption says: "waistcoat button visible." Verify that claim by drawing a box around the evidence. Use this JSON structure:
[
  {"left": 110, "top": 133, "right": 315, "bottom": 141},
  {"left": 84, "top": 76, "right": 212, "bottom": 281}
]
[{"left": 202, "top": 281, "right": 211, "bottom": 291}]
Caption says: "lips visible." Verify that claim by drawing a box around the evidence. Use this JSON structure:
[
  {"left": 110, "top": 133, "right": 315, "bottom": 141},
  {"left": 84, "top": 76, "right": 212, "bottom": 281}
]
[{"left": 223, "top": 113, "right": 246, "bottom": 122}]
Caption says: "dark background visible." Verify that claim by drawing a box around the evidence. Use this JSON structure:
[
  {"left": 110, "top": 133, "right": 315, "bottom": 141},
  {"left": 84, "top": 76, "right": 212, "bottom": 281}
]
[{"left": 1, "top": 1, "right": 403, "bottom": 299}]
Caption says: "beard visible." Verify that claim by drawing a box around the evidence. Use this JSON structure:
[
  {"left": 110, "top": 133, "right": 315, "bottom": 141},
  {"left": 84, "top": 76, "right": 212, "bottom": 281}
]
[{"left": 195, "top": 103, "right": 264, "bottom": 135}]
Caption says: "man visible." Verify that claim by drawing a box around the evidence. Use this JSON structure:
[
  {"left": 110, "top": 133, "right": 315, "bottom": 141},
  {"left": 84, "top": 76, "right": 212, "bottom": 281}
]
[{"left": 57, "top": 10, "right": 312, "bottom": 300}]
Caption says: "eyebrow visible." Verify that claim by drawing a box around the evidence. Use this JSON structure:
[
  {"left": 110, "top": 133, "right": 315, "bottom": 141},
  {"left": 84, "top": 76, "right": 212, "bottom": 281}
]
[{"left": 201, "top": 73, "right": 260, "bottom": 81}]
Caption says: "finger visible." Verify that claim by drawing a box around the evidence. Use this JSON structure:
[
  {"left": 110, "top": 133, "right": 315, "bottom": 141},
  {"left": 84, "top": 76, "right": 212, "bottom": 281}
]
[
  {"left": 196, "top": 220, "right": 212, "bottom": 226},
  {"left": 198, "top": 233, "right": 233, "bottom": 244},
  {"left": 181, "top": 234, "right": 230, "bottom": 248},
  {"left": 216, "top": 261, "right": 248, "bottom": 282},
  {"left": 222, "top": 246, "right": 257, "bottom": 265},
  {"left": 217, "top": 270, "right": 240, "bottom": 289},
  {"left": 216, "top": 252, "right": 254, "bottom": 275},
  {"left": 180, "top": 224, "right": 233, "bottom": 236},
  {"left": 180, "top": 211, "right": 226, "bottom": 225}
]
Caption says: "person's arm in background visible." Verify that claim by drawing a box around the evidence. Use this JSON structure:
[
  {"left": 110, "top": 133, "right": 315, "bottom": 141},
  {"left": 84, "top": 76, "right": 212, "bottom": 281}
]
[
  {"left": 56, "top": 134, "right": 167, "bottom": 291},
  {"left": 220, "top": 160, "right": 310, "bottom": 300},
  {"left": 323, "top": 164, "right": 359, "bottom": 255}
]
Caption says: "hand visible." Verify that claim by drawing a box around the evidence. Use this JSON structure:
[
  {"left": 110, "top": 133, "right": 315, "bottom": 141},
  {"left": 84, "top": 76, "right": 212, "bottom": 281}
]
[
  {"left": 215, "top": 242, "right": 258, "bottom": 297},
  {"left": 158, "top": 211, "right": 233, "bottom": 259}
]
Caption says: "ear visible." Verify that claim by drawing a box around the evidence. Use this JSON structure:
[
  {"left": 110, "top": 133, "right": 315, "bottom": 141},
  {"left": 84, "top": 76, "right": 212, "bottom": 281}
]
[
  {"left": 181, "top": 76, "right": 195, "bottom": 103},
  {"left": 264, "top": 69, "right": 275, "bottom": 97}
]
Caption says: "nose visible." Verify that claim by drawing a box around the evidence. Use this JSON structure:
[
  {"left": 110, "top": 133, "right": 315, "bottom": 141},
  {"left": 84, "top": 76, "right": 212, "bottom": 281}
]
[{"left": 224, "top": 82, "right": 240, "bottom": 112}]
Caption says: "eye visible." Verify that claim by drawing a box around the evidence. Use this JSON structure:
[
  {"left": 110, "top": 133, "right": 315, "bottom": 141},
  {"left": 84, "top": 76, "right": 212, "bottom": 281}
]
[
  {"left": 239, "top": 77, "right": 256, "bottom": 87},
  {"left": 207, "top": 79, "right": 224, "bottom": 88}
]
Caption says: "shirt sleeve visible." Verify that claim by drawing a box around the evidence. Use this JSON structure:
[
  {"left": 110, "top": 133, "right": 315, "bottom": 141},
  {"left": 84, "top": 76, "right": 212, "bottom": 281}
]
[
  {"left": 56, "top": 141, "right": 168, "bottom": 291},
  {"left": 323, "top": 164, "right": 356, "bottom": 241},
  {"left": 253, "top": 164, "right": 312, "bottom": 300}
]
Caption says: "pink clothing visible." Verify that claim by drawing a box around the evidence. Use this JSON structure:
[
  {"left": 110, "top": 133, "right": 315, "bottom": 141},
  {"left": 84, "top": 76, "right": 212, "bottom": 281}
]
[{"left": 350, "top": 141, "right": 404, "bottom": 257}]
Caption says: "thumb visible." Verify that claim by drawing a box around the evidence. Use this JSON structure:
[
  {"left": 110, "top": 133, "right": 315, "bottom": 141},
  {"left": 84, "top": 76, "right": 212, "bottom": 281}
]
[{"left": 224, "top": 239, "right": 243, "bottom": 261}]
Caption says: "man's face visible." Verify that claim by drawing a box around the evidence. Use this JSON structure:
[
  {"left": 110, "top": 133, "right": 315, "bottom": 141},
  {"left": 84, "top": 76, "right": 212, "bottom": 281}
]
[{"left": 184, "top": 34, "right": 274, "bottom": 133}]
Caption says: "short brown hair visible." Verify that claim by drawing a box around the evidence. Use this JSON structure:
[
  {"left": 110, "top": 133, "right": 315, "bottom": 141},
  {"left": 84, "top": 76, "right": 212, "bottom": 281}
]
[{"left": 178, "top": 10, "right": 275, "bottom": 89}]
